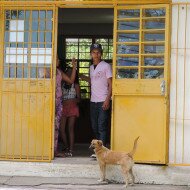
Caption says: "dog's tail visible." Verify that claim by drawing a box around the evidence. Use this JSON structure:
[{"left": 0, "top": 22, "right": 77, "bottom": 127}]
[{"left": 128, "top": 136, "right": 140, "bottom": 158}]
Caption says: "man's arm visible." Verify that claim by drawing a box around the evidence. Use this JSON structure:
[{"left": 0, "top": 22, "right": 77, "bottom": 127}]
[{"left": 79, "top": 73, "right": 91, "bottom": 83}]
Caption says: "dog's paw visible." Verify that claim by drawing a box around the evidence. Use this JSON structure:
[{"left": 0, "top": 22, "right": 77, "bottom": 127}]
[
  {"left": 97, "top": 179, "right": 107, "bottom": 184},
  {"left": 122, "top": 184, "right": 128, "bottom": 188}
]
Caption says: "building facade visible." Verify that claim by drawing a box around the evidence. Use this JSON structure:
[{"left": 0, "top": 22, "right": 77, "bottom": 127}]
[{"left": 0, "top": 0, "right": 189, "bottom": 166}]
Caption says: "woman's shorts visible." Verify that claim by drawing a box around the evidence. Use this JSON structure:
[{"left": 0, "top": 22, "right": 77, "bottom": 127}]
[{"left": 62, "top": 101, "right": 79, "bottom": 117}]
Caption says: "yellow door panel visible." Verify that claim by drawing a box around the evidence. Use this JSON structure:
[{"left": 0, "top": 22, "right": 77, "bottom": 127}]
[
  {"left": 113, "top": 96, "right": 167, "bottom": 163},
  {"left": 0, "top": 7, "right": 56, "bottom": 161},
  {"left": 112, "top": 4, "right": 170, "bottom": 164}
]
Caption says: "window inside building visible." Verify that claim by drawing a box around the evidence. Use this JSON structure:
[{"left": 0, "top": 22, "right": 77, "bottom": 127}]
[{"left": 65, "top": 37, "right": 113, "bottom": 99}]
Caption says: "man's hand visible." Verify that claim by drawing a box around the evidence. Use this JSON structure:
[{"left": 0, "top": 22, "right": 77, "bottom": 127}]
[{"left": 102, "top": 99, "right": 110, "bottom": 110}]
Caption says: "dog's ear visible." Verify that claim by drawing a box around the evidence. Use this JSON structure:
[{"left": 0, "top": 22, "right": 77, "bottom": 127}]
[{"left": 98, "top": 140, "right": 103, "bottom": 146}]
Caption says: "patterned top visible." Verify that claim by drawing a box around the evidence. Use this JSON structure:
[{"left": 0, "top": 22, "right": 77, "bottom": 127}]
[
  {"left": 56, "top": 68, "right": 62, "bottom": 99},
  {"left": 62, "top": 83, "right": 76, "bottom": 100}
]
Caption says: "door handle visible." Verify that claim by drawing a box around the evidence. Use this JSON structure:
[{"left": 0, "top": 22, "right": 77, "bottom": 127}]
[{"left": 160, "top": 80, "right": 165, "bottom": 95}]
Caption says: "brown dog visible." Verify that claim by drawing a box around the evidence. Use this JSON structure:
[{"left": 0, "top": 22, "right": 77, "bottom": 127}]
[{"left": 89, "top": 137, "right": 139, "bottom": 188}]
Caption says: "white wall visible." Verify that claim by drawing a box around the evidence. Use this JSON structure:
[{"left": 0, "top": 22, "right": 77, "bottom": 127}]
[{"left": 169, "top": 2, "right": 190, "bottom": 164}]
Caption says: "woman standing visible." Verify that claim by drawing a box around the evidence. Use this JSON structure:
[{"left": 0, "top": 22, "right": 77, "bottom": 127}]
[
  {"left": 60, "top": 67, "right": 81, "bottom": 157},
  {"left": 55, "top": 56, "right": 77, "bottom": 157}
]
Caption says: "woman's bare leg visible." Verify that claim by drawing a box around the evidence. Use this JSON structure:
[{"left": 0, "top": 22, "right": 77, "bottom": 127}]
[
  {"left": 67, "top": 116, "right": 76, "bottom": 152},
  {"left": 60, "top": 116, "right": 68, "bottom": 149}
]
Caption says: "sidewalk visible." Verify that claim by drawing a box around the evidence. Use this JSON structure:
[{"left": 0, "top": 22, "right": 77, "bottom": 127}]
[
  {"left": 0, "top": 176, "right": 189, "bottom": 190},
  {"left": 0, "top": 144, "right": 190, "bottom": 186}
]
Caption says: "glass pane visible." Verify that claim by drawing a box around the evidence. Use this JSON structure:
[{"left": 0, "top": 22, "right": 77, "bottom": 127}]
[
  {"left": 143, "top": 69, "right": 164, "bottom": 79},
  {"left": 47, "top": 11, "right": 53, "bottom": 19},
  {"left": 31, "top": 67, "right": 37, "bottom": 78},
  {"left": 79, "top": 62, "right": 90, "bottom": 67},
  {"left": 143, "top": 19, "right": 165, "bottom": 29},
  {"left": 24, "top": 21, "right": 29, "bottom": 31},
  {"left": 144, "top": 45, "right": 164, "bottom": 54},
  {"left": 17, "top": 65, "right": 22, "bottom": 78},
  {"left": 66, "top": 53, "right": 78, "bottom": 59},
  {"left": 79, "top": 80, "right": 89, "bottom": 86},
  {"left": 80, "top": 87, "right": 90, "bottom": 93},
  {"left": 144, "top": 33, "right": 165, "bottom": 41},
  {"left": 37, "top": 44, "right": 43, "bottom": 48},
  {"left": 38, "top": 67, "right": 45, "bottom": 78},
  {"left": 45, "top": 32, "right": 52, "bottom": 43},
  {"left": 5, "top": 32, "right": 9, "bottom": 42},
  {"left": 116, "top": 69, "right": 138, "bottom": 79},
  {"left": 25, "top": 11, "right": 30, "bottom": 20},
  {"left": 117, "top": 57, "right": 138, "bottom": 66},
  {"left": 95, "top": 39, "right": 108, "bottom": 43},
  {"left": 39, "top": 11, "right": 46, "bottom": 19},
  {"left": 45, "top": 67, "right": 51, "bottom": 78},
  {"left": 32, "top": 32, "right": 38, "bottom": 42},
  {"left": 46, "top": 43, "right": 52, "bottom": 48},
  {"left": 118, "top": 9, "right": 140, "bottom": 18},
  {"left": 79, "top": 45, "right": 89, "bottom": 52},
  {"left": 46, "top": 21, "right": 52, "bottom": 30},
  {"left": 11, "top": 10, "right": 17, "bottom": 19},
  {"left": 118, "top": 33, "right": 139, "bottom": 42},
  {"left": 79, "top": 68, "right": 89, "bottom": 73},
  {"left": 79, "top": 53, "right": 89, "bottom": 59},
  {"left": 5, "top": 10, "right": 10, "bottom": 19},
  {"left": 39, "top": 32, "right": 45, "bottom": 43},
  {"left": 4, "top": 67, "right": 9, "bottom": 78},
  {"left": 39, "top": 20, "right": 45, "bottom": 31},
  {"left": 144, "top": 57, "right": 164, "bottom": 66},
  {"left": 32, "top": 20, "right": 38, "bottom": 30},
  {"left": 18, "top": 11, "right": 24, "bottom": 19},
  {"left": 10, "top": 65, "right": 16, "bottom": 78},
  {"left": 117, "top": 45, "right": 139, "bottom": 54},
  {"left": 5, "top": 20, "right": 10, "bottom": 31},
  {"left": 32, "top": 11, "right": 38, "bottom": 19},
  {"left": 118, "top": 21, "right": 139, "bottom": 30},
  {"left": 144, "top": 8, "right": 165, "bottom": 17},
  {"left": 32, "top": 43, "right": 38, "bottom": 48},
  {"left": 24, "top": 66, "right": 28, "bottom": 78}
]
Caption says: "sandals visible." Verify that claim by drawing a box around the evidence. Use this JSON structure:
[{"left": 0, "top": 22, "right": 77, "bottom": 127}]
[
  {"left": 64, "top": 149, "right": 73, "bottom": 157},
  {"left": 55, "top": 152, "right": 65, "bottom": 157}
]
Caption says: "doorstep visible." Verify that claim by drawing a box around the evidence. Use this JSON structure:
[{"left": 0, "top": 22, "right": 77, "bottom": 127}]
[{"left": 0, "top": 156, "right": 190, "bottom": 186}]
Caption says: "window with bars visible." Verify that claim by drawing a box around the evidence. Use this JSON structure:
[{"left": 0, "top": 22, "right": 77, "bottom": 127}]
[
  {"left": 116, "top": 7, "right": 166, "bottom": 79},
  {"left": 4, "top": 10, "right": 53, "bottom": 79},
  {"left": 65, "top": 37, "right": 113, "bottom": 99}
]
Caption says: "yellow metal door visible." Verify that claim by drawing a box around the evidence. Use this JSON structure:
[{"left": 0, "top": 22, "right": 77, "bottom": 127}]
[
  {"left": 111, "top": 4, "right": 170, "bottom": 164},
  {"left": 0, "top": 6, "right": 57, "bottom": 161}
]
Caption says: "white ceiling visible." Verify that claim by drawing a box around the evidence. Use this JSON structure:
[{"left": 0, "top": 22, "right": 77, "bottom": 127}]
[{"left": 58, "top": 8, "right": 114, "bottom": 23}]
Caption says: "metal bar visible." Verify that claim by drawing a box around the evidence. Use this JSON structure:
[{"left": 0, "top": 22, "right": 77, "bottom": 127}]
[
  {"left": 139, "top": 8, "right": 142, "bottom": 79},
  {"left": 111, "top": 6, "right": 117, "bottom": 149},
  {"left": 174, "top": 4, "right": 179, "bottom": 164},
  {"left": 0, "top": 5, "right": 3, "bottom": 158},
  {"left": 182, "top": 4, "right": 187, "bottom": 163},
  {"left": 27, "top": 9, "right": 32, "bottom": 160}
]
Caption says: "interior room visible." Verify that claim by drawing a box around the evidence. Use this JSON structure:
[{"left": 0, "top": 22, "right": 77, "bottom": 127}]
[{"left": 57, "top": 8, "right": 114, "bottom": 157}]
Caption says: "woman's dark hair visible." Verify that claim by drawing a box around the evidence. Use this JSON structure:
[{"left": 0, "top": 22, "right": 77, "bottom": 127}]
[{"left": 65, "top": 67, "right": 79, "bottom": 84}]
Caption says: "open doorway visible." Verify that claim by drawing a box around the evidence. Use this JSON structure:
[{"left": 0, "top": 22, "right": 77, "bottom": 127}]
[{"left": 56, "top": 8, "right": 114, "bottom": 157}]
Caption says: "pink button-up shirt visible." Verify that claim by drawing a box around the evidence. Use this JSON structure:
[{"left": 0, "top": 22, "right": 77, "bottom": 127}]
[{"left": 90, "top": 61, "right": 112, "bottom": 102}]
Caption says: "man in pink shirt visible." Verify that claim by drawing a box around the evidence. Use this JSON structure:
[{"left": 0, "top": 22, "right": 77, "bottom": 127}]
[{"left": 89, "top": 43, "right": 112, "bottom": 152}]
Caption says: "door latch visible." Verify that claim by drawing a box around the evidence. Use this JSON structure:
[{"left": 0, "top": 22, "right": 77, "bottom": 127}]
[{"left": 160, "top": 80, "right": 165, "bottom": 95}]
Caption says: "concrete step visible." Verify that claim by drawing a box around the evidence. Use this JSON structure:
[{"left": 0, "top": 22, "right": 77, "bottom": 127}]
[{"left": 0, "top": 157, "right": 190, "bottom": 186}]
